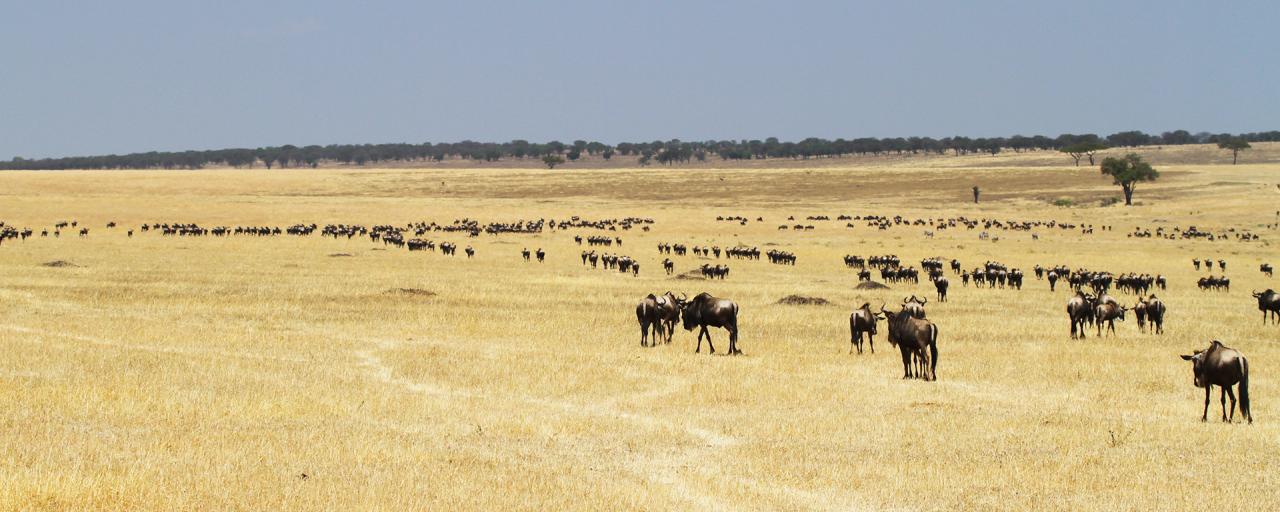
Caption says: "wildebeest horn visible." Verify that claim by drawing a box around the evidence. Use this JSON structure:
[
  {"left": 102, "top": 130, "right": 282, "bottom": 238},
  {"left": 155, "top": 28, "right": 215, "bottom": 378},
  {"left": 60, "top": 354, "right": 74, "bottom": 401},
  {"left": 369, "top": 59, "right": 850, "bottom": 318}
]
[{"left": 919, "top": 297, "right": 928, "bottom": 305}]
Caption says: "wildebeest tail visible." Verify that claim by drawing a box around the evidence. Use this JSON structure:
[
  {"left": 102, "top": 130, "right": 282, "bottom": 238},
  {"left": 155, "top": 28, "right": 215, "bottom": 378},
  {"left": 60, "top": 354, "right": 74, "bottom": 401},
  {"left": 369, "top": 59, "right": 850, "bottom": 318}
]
[{"left": 1240, "top": 356, "right": 1251, "bottom": 421}]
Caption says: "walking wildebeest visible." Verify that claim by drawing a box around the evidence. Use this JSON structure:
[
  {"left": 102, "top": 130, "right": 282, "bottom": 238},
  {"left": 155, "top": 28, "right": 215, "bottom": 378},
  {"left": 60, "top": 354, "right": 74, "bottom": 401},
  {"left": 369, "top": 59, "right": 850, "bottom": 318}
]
[
  {"left": 1261, "top": 263, "right": 1273, "bottom": 277},
  {"left": 1094, "top": 297, "right": 1127, "bottom": 337},
  {"left": 1252, "top": 289, "right": 1280, "bottom": 324},
  {"left": 680, "top": 292, "right": 740, "bottom": 355},
  {"left": 902, "top": 295, "right": 927, "bottom": 319},
  {"left": 1133, "top": 299, "right": 1148, "bottom": 333},
  {"left": 881, "top": 304, "right": 939, "bottom": 380},
  {"left": 933, "top": 276, "right": 949, "bottom": 302},
  {"left": 636, "top": 294, "right": 664, "bottom": 347},
  {"left": 1067, "top": 291, "right": 1096, "bottom": 339},
  {"left": 1144, "top": 295, "right": 1166, "bottom": 334},
  {"left": 1180, "top": 340, "right": 1252, "bottom": 424},
  {"left": 848, "top": 302, "right": 881, "bottom": 354}
]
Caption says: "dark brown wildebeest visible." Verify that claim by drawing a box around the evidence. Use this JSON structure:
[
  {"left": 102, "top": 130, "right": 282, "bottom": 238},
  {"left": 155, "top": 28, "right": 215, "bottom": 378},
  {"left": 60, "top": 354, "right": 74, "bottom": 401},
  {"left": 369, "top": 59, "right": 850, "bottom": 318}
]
[
  {"left": 1252, "top": 289, "right": 1280, "bottom": 324},
  {"left": 636, "top": 294, "right": 664, "bottom": 347},
  {"left": 536, "top": 248, "right": 545, "bottom": 262},
  {"left": 1133, "top": 299, "right": 1148, "bottom": 333},
  {"left": 1219, "top": 259, "right": 1227, "bottom": 272},
  {"left": 848, "top": 302, "right": 881, "bottom": 354},
  {"left": 655, "top": 291, "right": 682, "bottom": 343},
  {"left": 680, "top": 292, "right": 740, "bottom": 355},
  {"left": 1261, "top": 263, "right": 1273, "bottom": 277},
  {"left": 1144, "top": 295, "right": 1166, "bottom": 334},
  {"left": 1047, "top": 271, "right": 1059, "bottom": 292},
  {"left": 881, "top": 304, "right": 939, "bottom": 380},
  {"left": 1094, "top": 297, "right": 1127, "bottom": 337},
  {"left": 857, "top": 269, "right": 872, "bottom": 282},
  {"left": 522, "top": 248, "right": 531, "bottom": 261},
  {"left": 1067, "top": 291, "right": 1096, "bottom": 339},
  {"left": 1180, "top": 340, "right": 1251, "bottom": 424},
  {"left": 663, "top": 258, "right": 674, "bottom": 275},
  {"left": 933, "top": 276, "right": 949, "bottom": 302},
  {"left": 1193, "top": 258, "right": 1201, "bottom": 271},
  {"left": 902, "top": 295, "right": 927, "bottom": 319}
]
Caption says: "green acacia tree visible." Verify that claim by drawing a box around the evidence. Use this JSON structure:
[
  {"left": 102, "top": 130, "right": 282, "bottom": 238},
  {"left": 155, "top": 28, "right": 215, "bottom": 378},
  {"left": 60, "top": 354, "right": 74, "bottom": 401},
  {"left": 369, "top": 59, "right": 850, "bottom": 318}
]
[
  {"left": 1061, "top": 142, "right": 1108, "bottom": 166},
  {"left": 1218, "top": 138, "right": 1251, "bottom": 165},
  {"left": 1100, "top": 153, "right": 1159, "bottom": 206},
  {"left": 542, "top": 154, "right": 565, "bottom": 169}
]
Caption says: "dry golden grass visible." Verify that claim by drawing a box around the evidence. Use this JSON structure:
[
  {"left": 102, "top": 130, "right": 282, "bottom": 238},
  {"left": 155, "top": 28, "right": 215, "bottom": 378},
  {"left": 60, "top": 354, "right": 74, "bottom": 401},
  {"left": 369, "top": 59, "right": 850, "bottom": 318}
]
[{"left": 2, "top": 150, "right": 1279, "bottom": 510}]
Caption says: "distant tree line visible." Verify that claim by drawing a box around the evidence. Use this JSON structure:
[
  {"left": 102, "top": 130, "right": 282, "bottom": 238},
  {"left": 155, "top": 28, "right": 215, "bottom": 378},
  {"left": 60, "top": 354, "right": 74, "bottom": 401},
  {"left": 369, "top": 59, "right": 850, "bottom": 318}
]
[{"left": 4, "top": 130, "right": 1278, "bottom": 171}]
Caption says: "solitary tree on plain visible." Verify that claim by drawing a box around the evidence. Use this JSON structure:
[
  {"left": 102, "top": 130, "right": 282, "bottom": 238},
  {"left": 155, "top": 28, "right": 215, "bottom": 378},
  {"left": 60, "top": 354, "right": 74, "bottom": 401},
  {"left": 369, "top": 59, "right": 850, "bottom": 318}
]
[
  {"left": 1100, "top": 153, "right": 1159, "bottom": 206},
  {"left": 1218, "top": 138, "right": 1251, "bottom": 165},
  {"left": 1061, "top": 142, "right": 1108, "bottom": 166},
  {"left": 542, "top": 154, "right": 566, "bottom": 169}
]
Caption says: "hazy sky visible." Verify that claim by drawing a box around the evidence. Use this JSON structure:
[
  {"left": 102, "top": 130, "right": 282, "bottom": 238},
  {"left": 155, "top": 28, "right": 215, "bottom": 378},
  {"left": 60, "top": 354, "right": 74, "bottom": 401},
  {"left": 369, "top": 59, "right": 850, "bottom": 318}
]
[{"left": 2, "top": 0, "right": 1276, "bottom": 158}]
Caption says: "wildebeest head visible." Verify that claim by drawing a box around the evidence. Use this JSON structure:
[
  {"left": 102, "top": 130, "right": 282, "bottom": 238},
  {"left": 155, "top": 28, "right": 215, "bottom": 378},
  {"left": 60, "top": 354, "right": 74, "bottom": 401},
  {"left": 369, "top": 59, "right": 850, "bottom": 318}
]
[
  {"left": 680, "top": 292, "right": 711, "bottom": 330},
  {"left": 1179, "top": 341, "right": 1223, "bottom": 388}
]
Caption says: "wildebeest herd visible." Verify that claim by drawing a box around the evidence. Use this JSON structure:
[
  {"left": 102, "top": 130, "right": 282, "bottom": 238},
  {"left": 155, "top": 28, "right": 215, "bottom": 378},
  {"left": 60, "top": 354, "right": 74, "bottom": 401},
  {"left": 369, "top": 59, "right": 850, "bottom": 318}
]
[{"left": 2, "top": 212, "right": 1267, "bottom": 423}]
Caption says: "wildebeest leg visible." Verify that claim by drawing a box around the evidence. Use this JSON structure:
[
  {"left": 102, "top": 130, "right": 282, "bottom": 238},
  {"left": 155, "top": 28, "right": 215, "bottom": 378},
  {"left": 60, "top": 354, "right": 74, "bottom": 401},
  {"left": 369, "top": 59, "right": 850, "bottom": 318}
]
[
  {"left": 868, "top": 332, "right": 874, "bottom": 354},
  {"left": 702, "top": 326, "right": 716, "bottom": 354},
  {"left": 640, "top": 321, "right": 649, "bottom": 347},
  {"left": 899, "top": 347, "right": 912, "bottom": 379},
  {"left": 728, "top": 323, "right": 740, "bottom": 355},
  {"left": 1225, "top": 386, "right": 1237, "bottom": 422},
  {"left": 1220, "top": 387, "right": 1229, "bottom": 422},
  {"left": 850, "top": 323, "right": 859, "bottom": 354},
  {"left": 1202, "top": 385, "right": 1211, "bottom": 422},
  {"left": 919, "top": 348, "right": 934, "bottom": 381}
]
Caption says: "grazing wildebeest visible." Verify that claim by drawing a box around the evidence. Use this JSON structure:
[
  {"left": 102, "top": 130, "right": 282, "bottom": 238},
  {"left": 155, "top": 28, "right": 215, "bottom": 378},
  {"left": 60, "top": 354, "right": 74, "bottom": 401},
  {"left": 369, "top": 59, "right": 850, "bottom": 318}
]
[
  {"left": 636, "top": 294, "right": 664, "bottom": 347},
  {"left": 848, "top": 302, "right": 881, "bottom": 355},
  {"left": 1144, "top": 295, "right": 1166, "bottom": 334},
  {"left": 1094, "top": 298, "right": 1127, "bottom": 337},
  {"left": 1252, "top": 289, "right": 1280, "bottom": 324},
  {"left": 464, "top": 246, "right": 475, "bottom": 258},
  {"left": 681, "top": 292, "right": 740, "bottom": 355},
  {"left": 1261, "top": 263, "right": 1273, "bottom": 278},
  {"left": 933, "top": 276, "right": 949, "bottom": 302},
  {"left": 1180, "top": 340, "right": 1251, "bottom": 424},
  {"left": 881, "top": 304, "right": 939, "bottom": 381},
  {"left": 1067, "top": 291, "right": 1096, "bottom": 339}
]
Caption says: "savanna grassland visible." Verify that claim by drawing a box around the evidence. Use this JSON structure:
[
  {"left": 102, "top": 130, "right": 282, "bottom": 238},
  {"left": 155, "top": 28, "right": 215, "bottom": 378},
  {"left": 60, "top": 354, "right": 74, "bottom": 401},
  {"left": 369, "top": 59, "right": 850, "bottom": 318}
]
[{"left": 2, "top": 144, "right": 1279, "bottom": 510}]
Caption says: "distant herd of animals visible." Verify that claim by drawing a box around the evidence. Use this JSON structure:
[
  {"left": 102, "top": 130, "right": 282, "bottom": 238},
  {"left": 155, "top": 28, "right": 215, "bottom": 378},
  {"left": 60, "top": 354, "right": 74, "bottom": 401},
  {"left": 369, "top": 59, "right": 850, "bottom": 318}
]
[{"left": 1, "top": 213, "right": 1267, "bottom": 423}]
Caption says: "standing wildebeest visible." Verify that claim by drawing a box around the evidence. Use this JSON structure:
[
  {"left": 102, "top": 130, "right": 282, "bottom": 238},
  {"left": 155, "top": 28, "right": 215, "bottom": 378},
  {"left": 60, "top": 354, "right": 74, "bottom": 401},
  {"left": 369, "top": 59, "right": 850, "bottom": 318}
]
[
  {"left": 933, "top": 276, "right": 949, "bottom": 302},
  {"left": 857, "top": 269, "right": 872, "bottom": 282},
  {"left": 1261, "top": 263, "right": 1273, "bottom": 277},
  {"left": 1193, "top": 258, "right": 1201, "bottom": 271},
  {"left": 1219, "top": 259, "right": 1227, "bottom": 272},
  {"left": 522, "top": 248, "right": 531, "bottom": 261},
  {"left": 681, "top": 292, "right": 740, "bottom": 355},
  {"left": 848, "top": 303, "right": 881, "bottom": 354},
  {"left": 663, "top": 258, "right": 674, "bottom": 275},
  {"left": 902, "top": 295, "right": 927, "bottom": 319},
  {"left": 655, "top": 291, "right": 682, "bottom": 344},
  {"left": 881, "top": 304, "right": 939, "bottom": 380},
  {"left": 1094, "top": 297, "right": 1127, "bottom": 337},
  {"left": 1067, "top": 291, "right": 1096, "bottom": 339},
  {"left": 464, "top": 246, "right": 475, "bottom": 258},
  {"left": 536, "top": 248, "right": 545, "bottom": 262},
  {"left": 636, "top": 294, "right": 664, "bottom": 347},
  {"left": 1144, "top": 295, "right": 1166, "bottom": 334},
  {"left": 1133, "top": 299, "right": 1148, "bottom": 333},
  {"left": 1047, "top": 271, "right": 1059, "bottom": 292},
  {"left": 1252, "top": 289, "right": 1280, "bottom": 324},
  {"left": 1180, "top": 340, "right": 1252, "bottom": 424}
]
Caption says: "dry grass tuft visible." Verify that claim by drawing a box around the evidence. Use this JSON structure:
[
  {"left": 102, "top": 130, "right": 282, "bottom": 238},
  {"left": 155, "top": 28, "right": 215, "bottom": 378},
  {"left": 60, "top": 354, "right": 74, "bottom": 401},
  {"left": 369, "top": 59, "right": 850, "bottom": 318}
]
[{"left": 775, "top": 295, "right": 831, "bottom": 306}]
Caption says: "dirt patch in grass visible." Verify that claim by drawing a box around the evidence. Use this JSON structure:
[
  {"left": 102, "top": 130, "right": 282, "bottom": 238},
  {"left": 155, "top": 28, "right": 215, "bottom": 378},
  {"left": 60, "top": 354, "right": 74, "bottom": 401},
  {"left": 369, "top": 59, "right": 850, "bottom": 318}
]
[
  {"left": 855, "top": 281, "right": 890, "bottom": 290},
  {"left": 387, "top": 288, "right": 437, "bottom": 297},
  {"left": 328, "top": 253, "right": 354, "bottom": 257},
  {"left": 775, "top": 295, "right": 831, "bottom": 306},
  {"left": 41, "top": 260, "right": 79, "bottom": 268},
  {"left": 674, "top": 270, "right": 706, "bottom": 280}
]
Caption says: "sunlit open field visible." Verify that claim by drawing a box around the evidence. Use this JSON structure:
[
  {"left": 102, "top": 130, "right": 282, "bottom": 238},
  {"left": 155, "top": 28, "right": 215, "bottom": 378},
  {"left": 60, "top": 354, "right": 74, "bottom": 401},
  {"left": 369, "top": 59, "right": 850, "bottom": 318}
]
[{"left": 2, "top": 144, "right": 1279, "bottom": 510}]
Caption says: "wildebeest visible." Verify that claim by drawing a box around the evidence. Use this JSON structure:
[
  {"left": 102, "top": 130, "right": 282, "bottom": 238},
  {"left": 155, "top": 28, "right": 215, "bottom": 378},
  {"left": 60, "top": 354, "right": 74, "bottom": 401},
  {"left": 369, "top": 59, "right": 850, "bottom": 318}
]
[
  {"left": 881, "top": 304, "right": 939, "bottom": 380},
  {"left": 1180, "top": 340, "right": 1251, "bottom": 424},
  {"left": 1251, "top": 289, "right": 1280, "bottom": 324},
  {"left": 1144, "top": 295, "right": 1166, "bottom": 334},
  {"left": 655, "top": 291, "right": 682, "bottom": 343},
  {"left": 636, "top": 294, "right": 664, "bottom": 347},
  {"left": 1261, "top": 263, "right": 1273, "bottom": 278},
  {"left": 848, "top": 302, "right": 881, "bottom": 354},
  {"left": 902, "top": 295, "right": 927, "bottom": 319},
  {"left": 681, "top": 292, "right": 740, "bottom": 355},
  {"left": 1094, "top": 297, "right": 1127, "bottom": 337},
  {"left": 933, "top": 276, "right": 949, "bottom": 302},
  {"left": 663, "top": 258, "right": 674, "bottom": 275},
  {"left": 1133, "top": 299, "right": 1148, "bottom": 332},
  {"left": 522, "top": 248, "right": 531, "bottom": 261},
  {"left": 536, "top": 248, "right": 545, "bottom": 262},
  {"left": 1067, "top": 291, "right": 1096, "bottom": 339}
]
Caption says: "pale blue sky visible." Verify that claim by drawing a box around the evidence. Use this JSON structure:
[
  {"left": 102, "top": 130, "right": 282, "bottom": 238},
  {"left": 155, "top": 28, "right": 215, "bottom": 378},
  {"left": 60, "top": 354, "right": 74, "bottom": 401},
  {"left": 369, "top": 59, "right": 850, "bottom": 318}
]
[{"left": 2, "top": 0, "right": 1276, "bottom": 158}]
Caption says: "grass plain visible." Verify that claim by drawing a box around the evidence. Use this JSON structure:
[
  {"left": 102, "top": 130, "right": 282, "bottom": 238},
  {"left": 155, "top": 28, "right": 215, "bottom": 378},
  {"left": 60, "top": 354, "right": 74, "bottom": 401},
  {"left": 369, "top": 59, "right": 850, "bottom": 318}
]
[{"left": 1, "top": 143, "right": 1279, "bottom": 510}]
